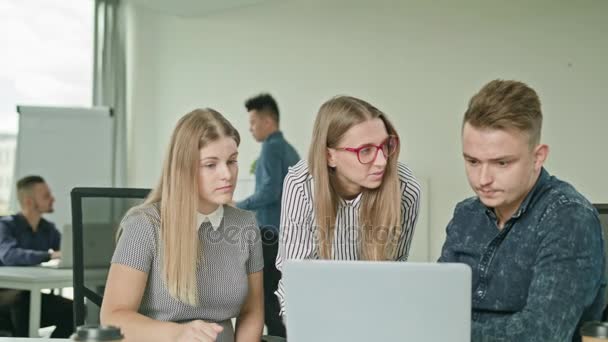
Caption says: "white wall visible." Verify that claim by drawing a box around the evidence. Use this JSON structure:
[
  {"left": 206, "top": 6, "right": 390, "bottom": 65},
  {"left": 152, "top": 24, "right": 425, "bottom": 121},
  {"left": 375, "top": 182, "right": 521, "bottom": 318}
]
[{"left": 125, "top": 0, "right": 608, "bottom": 259}]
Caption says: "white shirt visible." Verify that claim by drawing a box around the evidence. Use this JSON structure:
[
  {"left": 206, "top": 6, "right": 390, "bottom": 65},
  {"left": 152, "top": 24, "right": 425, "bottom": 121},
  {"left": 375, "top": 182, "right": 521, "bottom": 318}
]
[
  {"left": 197, "top": 205, "right": 224, "bottom": 231},
  {"left": 275, "top": 160, "right": 422, "bottom": 316}
]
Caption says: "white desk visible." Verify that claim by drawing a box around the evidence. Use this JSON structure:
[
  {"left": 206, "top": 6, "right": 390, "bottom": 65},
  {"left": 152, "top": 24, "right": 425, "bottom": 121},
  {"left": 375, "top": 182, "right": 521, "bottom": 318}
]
[{"left": 0, "top": 266, "right": 107, "bottom": 337}]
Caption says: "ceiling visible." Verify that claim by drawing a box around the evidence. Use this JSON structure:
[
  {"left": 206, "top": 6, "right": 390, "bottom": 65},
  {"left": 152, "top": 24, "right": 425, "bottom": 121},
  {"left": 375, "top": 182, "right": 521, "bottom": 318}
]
[{"left": 126, "top": 0, "right": 275, "bottom": 17}]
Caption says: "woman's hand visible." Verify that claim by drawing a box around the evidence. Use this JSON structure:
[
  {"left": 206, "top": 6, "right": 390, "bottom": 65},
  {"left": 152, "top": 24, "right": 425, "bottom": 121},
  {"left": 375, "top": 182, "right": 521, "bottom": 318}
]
[{"left": 175, "top": 320, "right": 224, "bottom": 342}]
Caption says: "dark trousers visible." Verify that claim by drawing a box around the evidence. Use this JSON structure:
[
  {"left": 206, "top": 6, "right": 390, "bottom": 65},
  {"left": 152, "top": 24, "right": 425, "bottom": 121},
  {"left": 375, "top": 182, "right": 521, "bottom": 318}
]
[
  {"left": 4, "top": 289, "right": 73, "bottom": 338},
  {"left": 261, "top": 229, "right": 286, "bottom": 338}
]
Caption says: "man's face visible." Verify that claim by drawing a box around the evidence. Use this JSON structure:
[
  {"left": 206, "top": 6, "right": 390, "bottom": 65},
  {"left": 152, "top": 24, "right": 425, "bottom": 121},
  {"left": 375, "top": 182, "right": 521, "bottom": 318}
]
[
  {"left": 462, "top": 123, "right": 547, "bottom": 219},
  {"left": 248, "top": 110, "right": 268, "bottom": 142},
  {"left": 31, "top": 182, "right": 55, "bottom": 214}
]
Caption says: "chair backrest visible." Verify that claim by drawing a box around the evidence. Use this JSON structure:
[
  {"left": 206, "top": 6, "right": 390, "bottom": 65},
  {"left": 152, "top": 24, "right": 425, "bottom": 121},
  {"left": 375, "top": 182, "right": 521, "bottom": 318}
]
[
  {"left": 594, "top": 204, "right": 608, "bottom": 320},
  {"left": 597, "top": 204, "right": 608, "bottom": 239},
  {"left": 70, "top": 187, "right": 150, "bottom": 328},
  {"left": 595, "top": 204, "right": 608, "bottom": 274}
]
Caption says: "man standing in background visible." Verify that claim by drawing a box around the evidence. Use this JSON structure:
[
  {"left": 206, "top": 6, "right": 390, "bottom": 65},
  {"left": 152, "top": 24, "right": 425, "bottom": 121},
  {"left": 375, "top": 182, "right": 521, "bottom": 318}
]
[
  {"left": 237, "top": 93, "right": 300, "bottom": 337},
  {"left": 0, "top": 175, "right": 73, "bottom": 337}
]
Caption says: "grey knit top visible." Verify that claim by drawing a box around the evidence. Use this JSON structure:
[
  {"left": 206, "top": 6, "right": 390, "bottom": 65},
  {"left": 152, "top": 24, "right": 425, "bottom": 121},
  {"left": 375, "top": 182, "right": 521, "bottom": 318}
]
[{"left": 111, "top": 203, "right": 264, "bottom": 342}]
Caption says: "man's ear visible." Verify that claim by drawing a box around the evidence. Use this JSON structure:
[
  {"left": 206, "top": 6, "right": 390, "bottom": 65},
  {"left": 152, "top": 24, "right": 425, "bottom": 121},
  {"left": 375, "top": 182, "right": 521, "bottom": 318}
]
[
  {"left": 21, "top": 196, "right": 33, "bottom": 209},
  {"left": 327, "top": 148, "right": 337, "bottom": 168},
  {"left": 262, "top": 114, "right": 275, "bottom": 128},
  {"left": 533, "top": 144, "right": 549, "bottom": 171},
  {"left": 260, "top": 114, "right": 269, "bottom": 125}
]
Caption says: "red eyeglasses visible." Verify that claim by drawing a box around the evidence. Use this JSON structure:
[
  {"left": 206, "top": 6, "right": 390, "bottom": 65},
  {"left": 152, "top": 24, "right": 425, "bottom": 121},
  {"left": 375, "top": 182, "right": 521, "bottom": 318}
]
[{"left": 334, "top": 135, "right": 399, "bottom": 164}]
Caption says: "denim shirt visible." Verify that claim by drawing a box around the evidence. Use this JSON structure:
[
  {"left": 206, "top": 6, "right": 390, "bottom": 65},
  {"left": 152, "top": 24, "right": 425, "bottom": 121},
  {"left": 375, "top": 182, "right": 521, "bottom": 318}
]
[
  {"left": 439, "top": 168, "right": 605, "bottom": 342},
  {"left": 237, "top": 131, "right": 300, "bottom": 233},
  {"left": 0, "top": 213, "right": 61, "bottom": 266}
]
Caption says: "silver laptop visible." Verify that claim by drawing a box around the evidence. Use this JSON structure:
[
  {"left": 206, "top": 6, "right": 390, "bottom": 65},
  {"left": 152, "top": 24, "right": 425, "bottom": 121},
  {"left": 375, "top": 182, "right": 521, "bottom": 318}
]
[
  {"left": 282, "top": 260, "right": 472, "bottom": 342},
  {"left": 42, "top": 223, "right": 115, "bottom": 269}
]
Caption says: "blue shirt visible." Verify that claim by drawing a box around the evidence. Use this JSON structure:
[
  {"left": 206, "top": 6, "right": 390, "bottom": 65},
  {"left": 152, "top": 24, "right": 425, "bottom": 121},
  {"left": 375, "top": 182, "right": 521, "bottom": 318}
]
[
  {"left": 0, "top": 213, "right": 60, "bottom": 266},
  {"left": 439, "top": 168, "right": 605, "bottom": 342},
  {"left": 237, "top": 131, "right": 300, "bottom": 233}
]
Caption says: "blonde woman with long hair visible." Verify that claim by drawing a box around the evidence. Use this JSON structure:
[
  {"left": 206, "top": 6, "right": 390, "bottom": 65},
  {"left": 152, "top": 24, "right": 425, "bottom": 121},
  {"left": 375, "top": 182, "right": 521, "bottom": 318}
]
[
  {"left": 275, "top": 96, "right": 421, "bottom": 317},
  {"left": 101, "top": 109, "right": 264, "bottom": 342}
]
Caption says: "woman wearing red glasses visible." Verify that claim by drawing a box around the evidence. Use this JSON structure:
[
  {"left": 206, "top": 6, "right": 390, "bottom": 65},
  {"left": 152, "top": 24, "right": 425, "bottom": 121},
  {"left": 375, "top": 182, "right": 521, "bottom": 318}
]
[{"left": 274, "top": 95, "right": 422, "bottom": 317}]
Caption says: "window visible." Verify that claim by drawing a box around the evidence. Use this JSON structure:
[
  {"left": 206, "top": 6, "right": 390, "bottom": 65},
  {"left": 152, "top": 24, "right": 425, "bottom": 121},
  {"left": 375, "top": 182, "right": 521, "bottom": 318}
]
[{"left": 0, "top": 0, "right": 93, "bottom": 214}]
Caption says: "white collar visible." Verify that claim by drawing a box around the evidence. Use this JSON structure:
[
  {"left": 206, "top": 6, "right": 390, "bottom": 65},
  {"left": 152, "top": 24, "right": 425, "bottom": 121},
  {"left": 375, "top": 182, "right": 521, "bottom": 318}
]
[{"left": 197, "top": 205, "right": 224, "bottom": 231}]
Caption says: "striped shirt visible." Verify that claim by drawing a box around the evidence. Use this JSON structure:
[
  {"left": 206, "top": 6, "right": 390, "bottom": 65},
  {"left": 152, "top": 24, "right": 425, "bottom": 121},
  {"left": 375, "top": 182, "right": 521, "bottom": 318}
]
[
  {"left": 112, "top": 203, "right": 263, "bottom": 342},
  {"left": 275, "top": 160, "right": 422, "bottom": 316}
]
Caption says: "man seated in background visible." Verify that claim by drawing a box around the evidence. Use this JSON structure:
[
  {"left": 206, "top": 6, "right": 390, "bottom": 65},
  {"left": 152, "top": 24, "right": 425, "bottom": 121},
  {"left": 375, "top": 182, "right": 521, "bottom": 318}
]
[
  {"left": 0, "top": 175, "right": 73, "bottom": 337},
  {"left": 439, "top": 80, "right": 605, "bottom": 342}
]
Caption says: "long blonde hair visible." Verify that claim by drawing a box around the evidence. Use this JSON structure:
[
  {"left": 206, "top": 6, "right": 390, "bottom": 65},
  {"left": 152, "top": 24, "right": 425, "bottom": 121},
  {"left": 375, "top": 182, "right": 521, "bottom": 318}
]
[
  {"left": 145, "top": 108, "right": 240, "bottom": 305},
  {"left": 308, "top": 96, "right": 401, "bottom": 260}
]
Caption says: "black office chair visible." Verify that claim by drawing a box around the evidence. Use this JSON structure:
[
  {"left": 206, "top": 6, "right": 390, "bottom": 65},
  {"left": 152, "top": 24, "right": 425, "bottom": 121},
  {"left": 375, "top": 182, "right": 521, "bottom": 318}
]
[
  {"left": 594, "top": 203, "right": 608, "bottom": 321},
  {"left": 71, "top": 187, "right": 151, "bottom": 328}
]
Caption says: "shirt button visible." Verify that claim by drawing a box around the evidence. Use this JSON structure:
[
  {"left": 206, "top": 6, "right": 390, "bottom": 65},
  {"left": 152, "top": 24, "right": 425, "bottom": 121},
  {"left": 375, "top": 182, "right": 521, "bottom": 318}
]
[{"left": 477, "top": 290, "right": 483, "bottom": 297}]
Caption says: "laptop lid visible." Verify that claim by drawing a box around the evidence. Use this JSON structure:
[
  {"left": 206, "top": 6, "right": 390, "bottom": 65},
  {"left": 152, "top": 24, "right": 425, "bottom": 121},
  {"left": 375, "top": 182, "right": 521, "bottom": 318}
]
[
  {"left": 40, "top": 224, "right": 73, "bottom": 268},
  {"left": 59, "top": 224, "right": 74, "bottom": 267},
  {"left": 283, "top": 260, "right": 472, "bottom": 342},
  {"left": 43, "top": 223, "right": 113, "bottom": 269}
]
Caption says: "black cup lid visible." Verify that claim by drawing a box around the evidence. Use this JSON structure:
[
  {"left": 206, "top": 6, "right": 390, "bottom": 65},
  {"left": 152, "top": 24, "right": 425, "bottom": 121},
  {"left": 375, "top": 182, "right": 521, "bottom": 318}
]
[
  {"left": 581, "top": 321, "right": 608, "bottom": 338},
  {"left": 72, "top": 325, "right": 123, "bottom": 341}
]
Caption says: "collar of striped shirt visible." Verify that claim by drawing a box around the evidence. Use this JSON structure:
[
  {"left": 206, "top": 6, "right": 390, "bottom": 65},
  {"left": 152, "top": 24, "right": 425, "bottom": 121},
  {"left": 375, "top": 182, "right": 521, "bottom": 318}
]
[
  {"left": 338, "top": 192, "right": 363, "bottom": 207},
  {"left": 196, "top": 205, "right": 224, "bottom": 231}
]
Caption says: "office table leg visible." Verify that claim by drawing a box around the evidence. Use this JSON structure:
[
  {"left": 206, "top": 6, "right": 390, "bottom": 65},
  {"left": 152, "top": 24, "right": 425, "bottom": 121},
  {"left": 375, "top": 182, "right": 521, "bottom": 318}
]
[{"left": 29, "top": 288, "right": 41, "bottom": 337}]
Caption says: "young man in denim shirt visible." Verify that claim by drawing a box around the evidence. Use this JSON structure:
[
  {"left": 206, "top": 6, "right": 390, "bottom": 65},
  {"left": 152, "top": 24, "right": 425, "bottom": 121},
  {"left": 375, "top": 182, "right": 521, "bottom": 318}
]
[
  {"left": 439, "top": 80, "right": 605, "bottom": 342},
  {"left": 236, "top": 93, "right": 300, "bottom": 337}
]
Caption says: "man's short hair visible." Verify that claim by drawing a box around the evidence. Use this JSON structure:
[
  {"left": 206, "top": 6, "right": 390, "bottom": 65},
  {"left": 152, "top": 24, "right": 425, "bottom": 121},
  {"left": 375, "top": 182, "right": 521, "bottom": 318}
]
[
  {"left": 16, "top": 175, "right": 45, "bottom": 202},
  {"left": 245, "top": 93, "right": 280, "bottom": 123},
  {"left": 464, "top": 79, "right": 542, "bottom": 147}
]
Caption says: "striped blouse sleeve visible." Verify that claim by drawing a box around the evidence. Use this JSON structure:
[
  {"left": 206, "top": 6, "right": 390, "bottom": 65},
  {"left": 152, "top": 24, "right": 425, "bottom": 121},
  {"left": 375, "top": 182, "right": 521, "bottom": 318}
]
[
  {"left": 274, "top": 163, "right": 315, "bottom": 317},
  {"left": 395, "top": 163, "right": 422, "bottom": 261}
]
